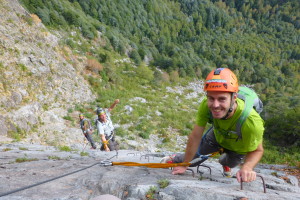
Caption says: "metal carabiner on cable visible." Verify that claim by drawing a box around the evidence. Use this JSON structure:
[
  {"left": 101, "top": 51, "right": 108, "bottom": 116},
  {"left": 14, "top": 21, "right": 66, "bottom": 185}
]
[
  {"left": 189, "top": 155, "right": 210, "bottom": 167},
  {"left": 100, "top": 160, "right": 113, "bottom": 166}
]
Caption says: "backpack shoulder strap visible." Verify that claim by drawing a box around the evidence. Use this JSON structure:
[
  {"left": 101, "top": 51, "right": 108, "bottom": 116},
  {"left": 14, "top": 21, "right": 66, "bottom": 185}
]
[{"left": 236, "top": 86, "right": 260, "bottom": 140}]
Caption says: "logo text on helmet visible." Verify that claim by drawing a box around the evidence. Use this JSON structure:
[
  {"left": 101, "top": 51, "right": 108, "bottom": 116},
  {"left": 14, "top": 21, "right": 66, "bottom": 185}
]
[{"left": 206, "top": 79, "right": 227, "bottom": 83}]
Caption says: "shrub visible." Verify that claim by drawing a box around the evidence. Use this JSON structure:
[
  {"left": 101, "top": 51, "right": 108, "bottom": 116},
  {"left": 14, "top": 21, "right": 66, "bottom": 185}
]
[
  {"left": 135, "top": 64, "right": 154, "bottom": 83},
  {"left": 157, "top": 179, "right": 169, "bottom": 189},
  {"left": 30, "top": 14, "right": 41, "bottom": 24},
  {"left": 58, "top": 146, "right": 72, "bottom": 152},
  {"left": 146, "top": 186, "right": 157, "bottom": 199},
  {"left": 129, "top": 50, "right": 142, "bottom": 65},
  {"left": 80, "top": 151, "right": 89, "bottom": 156},
  {"left": 18, "top": 63, "right": 27, "bottom": 72},
  {"left": 75, "top": 104, "right": 85, "bottom": 113},
  {"left": 86, "top": 58, "right": 103, "bottom": 73},
  {"left": 162, "top": 137, "right": 170, "bottom": 143},
  {"left": 115, "top": 127, "right": 127, "bottom": 138},
  {"left": 22, "top": 15, "right": 33, "bottom": 25},
  {"left": 170, "top": 70, "right": 180, "bottom": 82},
  {"left": 139, "top": 131, "right": 150, "bottom": 139},
  {"left": 67, "top": 108, "right": 73, "bottom": 113},
  {"left": 65, "top": 39, "right": 76, "bottom": 49},
  {"left": 161, "top": 72, "right": 170, "bottom": 82},
  {"left": 48, "top": 156, "right": 61, "bottom": 160},
  {"left": 265, "top": 106, "right": 300, "bottom": 147},
  {"left": 16, "top": 157, "right": 38, "bottom": 163},
  {"left": 3, "top": 148, "right": 12, "bottom": 152},
  {"left": 63, "top": 115, "right": 73, "bottom": 121},
  {"left": 7, "top": 126, "right": 26, "bottom": 142}
]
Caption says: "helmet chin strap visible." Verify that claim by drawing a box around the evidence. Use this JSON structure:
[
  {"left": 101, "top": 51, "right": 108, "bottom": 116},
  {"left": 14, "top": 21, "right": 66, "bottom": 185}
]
[{"left": 221, "top": 93, "right": 235, "bottom": 120}]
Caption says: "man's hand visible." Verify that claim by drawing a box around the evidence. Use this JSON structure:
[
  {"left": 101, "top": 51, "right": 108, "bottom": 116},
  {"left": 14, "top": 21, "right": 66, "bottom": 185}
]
[
  {"left": 172, "top": 166, "right": 188, "bottom": 175},
  {"left": 104, "top": 144, "right": 110, "bottom": 152},
  {"left": 109, "top": 99, "right": 120, "bottom": 112},
  {"left": 236, "top": 143, "right": 263, "bottom": 183},
  {"left": 236, "top": 166, "right": 257, "bottom": 183}
]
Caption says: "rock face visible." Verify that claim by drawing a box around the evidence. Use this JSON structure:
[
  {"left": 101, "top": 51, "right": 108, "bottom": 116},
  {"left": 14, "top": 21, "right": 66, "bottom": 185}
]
[
  {"left": 0, "top": 2, "right": 299, "bottom": 199},
  {"left": 0, "top": 0, "right": 95, "bottom": 144},
  {"left": 0, "top": 142, "right": 299, "bottom": 200}
]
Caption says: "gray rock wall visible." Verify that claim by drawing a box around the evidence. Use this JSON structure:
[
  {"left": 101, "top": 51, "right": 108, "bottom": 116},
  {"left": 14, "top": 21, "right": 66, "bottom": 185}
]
[
  {"left": 0, "top": 143, "right": 299, "bottom": 200},
  {"left": 0, "top": 0, "right": 95, "bottom": 144}
]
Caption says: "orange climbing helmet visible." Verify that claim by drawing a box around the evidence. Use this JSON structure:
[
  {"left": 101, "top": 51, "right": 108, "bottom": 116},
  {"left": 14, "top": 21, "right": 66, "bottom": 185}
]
[{"left": 204, "top": 68, "right": 239, "bottom": 93}]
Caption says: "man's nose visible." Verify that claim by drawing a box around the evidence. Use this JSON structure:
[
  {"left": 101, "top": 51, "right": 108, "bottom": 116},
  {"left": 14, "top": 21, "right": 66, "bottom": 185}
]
[{"left": 212, "top": 100, "right": 220, "bottom": 107}]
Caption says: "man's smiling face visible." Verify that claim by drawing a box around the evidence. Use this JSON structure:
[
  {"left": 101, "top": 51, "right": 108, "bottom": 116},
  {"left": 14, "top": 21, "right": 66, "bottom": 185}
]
[{"left": 207, "top": 91, "right": 233, "bottom": 119}]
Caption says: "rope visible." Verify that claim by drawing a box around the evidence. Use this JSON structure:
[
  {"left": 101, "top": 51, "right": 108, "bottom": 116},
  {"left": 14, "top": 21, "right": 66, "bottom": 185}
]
[
  {"left": 0, "top": 161, "right": 101, "bottom": 197},
  {"left": 112, "top": 161, "right": 191, "bottom": 168},
  {"left": 111, "top": 150, "right": 221, "bottom": 168}
]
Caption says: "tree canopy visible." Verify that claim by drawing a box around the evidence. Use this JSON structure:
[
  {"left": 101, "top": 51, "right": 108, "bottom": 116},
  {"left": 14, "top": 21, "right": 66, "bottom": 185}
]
[{"left": 20, "top": 0, "right": 300, "bottom": 148}]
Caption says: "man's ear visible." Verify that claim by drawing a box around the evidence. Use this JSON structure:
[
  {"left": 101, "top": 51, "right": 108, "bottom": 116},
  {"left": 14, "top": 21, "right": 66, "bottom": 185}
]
[{"left": 233, "top": 92, "right": 238, "bottom": 100}]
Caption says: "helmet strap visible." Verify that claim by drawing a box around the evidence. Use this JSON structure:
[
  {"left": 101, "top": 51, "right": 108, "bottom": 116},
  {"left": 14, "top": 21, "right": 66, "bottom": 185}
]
[{"left": 221, "top": 93, "right": 235, "bottom": 120}]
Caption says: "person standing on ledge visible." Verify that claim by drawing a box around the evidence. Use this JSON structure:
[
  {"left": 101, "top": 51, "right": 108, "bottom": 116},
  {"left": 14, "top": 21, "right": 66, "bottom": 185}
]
[
  {"left": 95, "top": 99, "right": 120, "bottom": 152},
  {"left": 79, "top": 113, "right": 97, "bottom": 149}
]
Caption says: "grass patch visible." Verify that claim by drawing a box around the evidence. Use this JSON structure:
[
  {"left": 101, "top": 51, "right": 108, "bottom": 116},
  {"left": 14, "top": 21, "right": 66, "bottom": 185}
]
[
  {"left": 157, "top": 179, "right": 169, "bottom": 189},
  {"left": 3, "top": 148, "right": 12, "bottom": 152},
  {"left": 19, "top": 147, "right": 28, "bottom": 150},
  {"left": 145, "top": 186, "right": 157, "bottom": 200},
  {"left": 42, "top": 103, "right": 49, "bottom": 111},
  {"left": 261, "top": 140, "right": 300, "bottom": 167},
  {"left": 18, "top": 63, "right": 28, "bottom": 72},
  {"left": 58, "top": 146, "right": 72, "bottom": 152},
  {"left": 162, "top": 137, "right": 170, "bottom": 143},
  {"left": 48, "top": 156, "right": 62, "bottom": 160},
  {"left": 75, "top": 104, "right": 85, "bottom": 113},
  {"left": 114, "top": 127, "right": 127, "bottom": 138},
  {"left": 7, "top": 126, "right": 27, "bottom": 142},
  {"left": 80, "top": 151, "right": 89, "bottom": 156},
  {"left": 16, "top": 157, "right": 38, "bottom": 163},
  {"left": 63, "top": 115, "right": 73, "bottom": 121}
]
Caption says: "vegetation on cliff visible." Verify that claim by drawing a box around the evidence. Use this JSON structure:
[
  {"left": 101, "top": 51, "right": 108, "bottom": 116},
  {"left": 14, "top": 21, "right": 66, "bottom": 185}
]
[{"left": 18, "top": 0, "right": 300, "bottom": 166}]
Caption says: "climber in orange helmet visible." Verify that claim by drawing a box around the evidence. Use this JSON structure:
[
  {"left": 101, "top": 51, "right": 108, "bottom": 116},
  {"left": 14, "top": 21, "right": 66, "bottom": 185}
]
[{"left": 171, "top": 68, "right": 264, "bottom": 183}]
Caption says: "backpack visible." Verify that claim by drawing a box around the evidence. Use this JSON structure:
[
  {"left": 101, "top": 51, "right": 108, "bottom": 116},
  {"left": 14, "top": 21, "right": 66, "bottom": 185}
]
[
  {"left": 81, "top": 118, "right": 93, "bottom": 131},
  {"left": 235, "top": 86, "right": 263, "bottom": 140},
  {"left": 209, "top": 86, "right": 263, "bottom": 140}
]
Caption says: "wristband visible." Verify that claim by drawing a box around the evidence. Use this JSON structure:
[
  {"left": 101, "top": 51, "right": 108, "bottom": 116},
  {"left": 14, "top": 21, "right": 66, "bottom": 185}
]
[{"left": 103, "top": 140, "right": 109, "bottom": 145}]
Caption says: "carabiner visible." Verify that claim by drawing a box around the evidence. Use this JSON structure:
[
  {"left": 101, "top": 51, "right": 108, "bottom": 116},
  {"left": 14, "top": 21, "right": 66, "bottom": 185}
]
[{"left": 100, "top": 160, "right": 112, "bottom": 166}]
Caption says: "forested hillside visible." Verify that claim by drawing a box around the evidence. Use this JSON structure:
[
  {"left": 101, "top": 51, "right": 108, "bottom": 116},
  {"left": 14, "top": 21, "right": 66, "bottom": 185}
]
[{"left": 18, "top": 0, "right": 299, "bottom": 159}]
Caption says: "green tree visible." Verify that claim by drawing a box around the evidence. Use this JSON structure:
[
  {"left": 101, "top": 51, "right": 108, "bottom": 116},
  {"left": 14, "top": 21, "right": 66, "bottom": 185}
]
[
  {"left": 135, "top": 64, "right": 154, "bottom": 83},
  {"left": 36, "top": 7, "right": 50, "bottom": 25},
  {"left": 265, "top": 106, "right": 300, "bottom": 147},
  {"left": 130, "top": 50, "right": 142, "bottom": 65}
]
